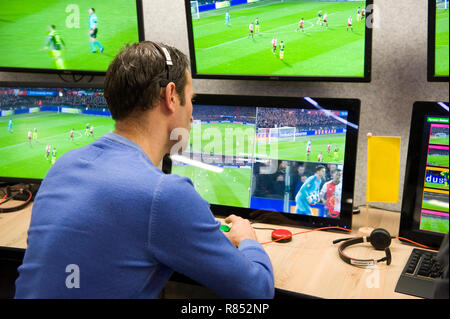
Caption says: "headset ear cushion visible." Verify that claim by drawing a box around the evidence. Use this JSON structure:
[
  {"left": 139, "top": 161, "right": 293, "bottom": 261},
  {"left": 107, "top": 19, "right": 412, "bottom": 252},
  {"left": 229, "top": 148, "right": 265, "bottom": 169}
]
[{"left": 369, "top": 228, "right": 391, "bottom": 250}]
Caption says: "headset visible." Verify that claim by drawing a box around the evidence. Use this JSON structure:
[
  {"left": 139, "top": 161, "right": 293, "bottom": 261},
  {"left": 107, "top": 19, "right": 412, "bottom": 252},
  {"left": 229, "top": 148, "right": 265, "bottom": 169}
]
[
  {"left": 333, "top": 228, "right": 393, "bottom": 267},
  {"left": 148, "top": 41, "right": 173, "bottom": 87}
]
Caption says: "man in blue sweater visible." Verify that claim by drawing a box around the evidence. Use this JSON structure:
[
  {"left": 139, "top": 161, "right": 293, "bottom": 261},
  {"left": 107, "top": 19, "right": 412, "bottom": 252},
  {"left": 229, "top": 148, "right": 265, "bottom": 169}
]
[{"left": 14, "top": 41, "right": 274, "bottom": 299}]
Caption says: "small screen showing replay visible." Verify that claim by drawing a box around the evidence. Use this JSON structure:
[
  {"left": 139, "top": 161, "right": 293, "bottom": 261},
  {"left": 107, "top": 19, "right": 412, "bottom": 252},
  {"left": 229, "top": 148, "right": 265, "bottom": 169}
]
[
  {"left": 172, "top": 103, "right": 352, "bottom": 219},
  {"left": 418, "top": 116, "right": 449, "bottom": 234},
  {"left": 0, "top": 85, "right": 114, "bottom": 180}
]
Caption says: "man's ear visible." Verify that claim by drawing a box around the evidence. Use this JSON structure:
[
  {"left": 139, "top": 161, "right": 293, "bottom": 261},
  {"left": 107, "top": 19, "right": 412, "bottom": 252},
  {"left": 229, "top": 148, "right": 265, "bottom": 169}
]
[{"left": 162, "top": 82, "right": 177, "bottom": 113}]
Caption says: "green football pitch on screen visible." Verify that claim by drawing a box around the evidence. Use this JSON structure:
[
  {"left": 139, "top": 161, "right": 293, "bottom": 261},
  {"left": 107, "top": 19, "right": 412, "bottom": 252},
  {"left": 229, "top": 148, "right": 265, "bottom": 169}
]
[
  {"left": 192, "top": 0, "right": 367, "bottom": 77},
  {"left": 0, "top": 0, "right": 140, "bottom": 72},
  {"left": 0, "top": 112, "right": 115, "bottom": 180}
]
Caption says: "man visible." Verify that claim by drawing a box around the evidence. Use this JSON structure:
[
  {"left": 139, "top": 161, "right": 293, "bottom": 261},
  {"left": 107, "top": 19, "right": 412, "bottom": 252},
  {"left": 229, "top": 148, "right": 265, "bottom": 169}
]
[
  {"left": 8, "top": 119, "right": 13, "bottom": 133},
  {"left": 294, "top": 165, "right": 325, "bottom": 215},
  {"left": 44, "top": 25, "right": 66, "bottom": 69},
  {"left": 323, "top": 12, "right": 328, "bottom": 28},
  {"left": 15, "top": 41, "right": 274, "bottom": 299},
  {"left": 88, "top": 8, "right": 104, "bottom": 53},
  {"left": 317, "top": 152, "right": 323, "bottom": 162},
  {"left": 320, "top": 169, "right": 342, "bottom": 218},
  {"left": 248, "top": 22, "right": 254, "bottom": 38},
  {"left": 272, "top": 36, "right": 277, "bottom": 54},
  {"left": 33, "top": 128, "right": 38, "bottom": 141},
  {"left": 297, "top": 18, "right": 305, "bottom": 32},
  {"left": 50, "top": 147, "right": 57, "bottom": 165},
  {"left": 225, "top": 11, "right": 231, "bottom": 26},
  {"left": 27, "top": 129, "right": 32, "bottom": 145},
  {"left": 255, "top": 17, "right": 260, "bottom": 33},
  {"left": 333, "top": 145, "right": 340, "bottom": 161},
  {"left": 45, "top": 144, "right": 51, "bottom": 160},
  {"left": 279, "top": 40, "right": 285, "bottom": 60},
  {"left": 347, "top": 16, "right": 353, "bottom": 32},
  {"left": 306, "top": 139, "right": 312, "bottom": 160}
]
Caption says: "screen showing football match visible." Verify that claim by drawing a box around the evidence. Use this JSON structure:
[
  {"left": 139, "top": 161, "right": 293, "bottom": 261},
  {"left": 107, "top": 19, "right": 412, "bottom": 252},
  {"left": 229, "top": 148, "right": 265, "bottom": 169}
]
[
  {"left": 0, "top": 0, "right": 141, "bottom": 72},
  {"left": 417, "top": 116, "right": 449, "bottom": 234},
  {"left": 188, "top": 0, "right": 368, "bottom": 78},
  {"left": 0, "top": 86, "right": 115, "bottom": 180},
  {"left": 434, "top": 0, "right": 449, "bottom": 77},
  {"left": 171, "top": 104, "right": 349, "bottom": 219}
]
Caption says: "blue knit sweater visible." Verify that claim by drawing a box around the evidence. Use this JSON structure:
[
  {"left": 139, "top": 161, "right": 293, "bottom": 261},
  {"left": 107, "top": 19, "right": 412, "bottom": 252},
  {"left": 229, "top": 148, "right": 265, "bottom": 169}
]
[{"left": 14, "top": 133, "right": 274, "bottom": 299}]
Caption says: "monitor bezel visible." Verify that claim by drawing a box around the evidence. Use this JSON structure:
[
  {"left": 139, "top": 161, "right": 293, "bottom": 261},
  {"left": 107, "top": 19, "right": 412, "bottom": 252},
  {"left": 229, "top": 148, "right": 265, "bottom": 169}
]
[
  {"left": 0, "top": 81, "right": 106, "bottom": 185},
  {"left": 0, "top": 0, "right": 145, "bottom": 76},
  {"left": 184, "top": 0, "right": 373, "bottom": 83},
  {"left": 399, "top": 101, "right": 449, "bottom": 249},
  {"left": 174, "top": 93, "right": 360, "bottom": 230},
  {"left": 427, "top": 0, "right": 449, "bottom": 82}
]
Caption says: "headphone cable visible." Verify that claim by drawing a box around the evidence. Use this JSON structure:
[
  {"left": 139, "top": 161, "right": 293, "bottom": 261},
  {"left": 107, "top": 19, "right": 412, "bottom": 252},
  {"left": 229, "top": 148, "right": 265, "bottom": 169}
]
[{"left": 257, "top": 226, "right": 437, "bottom": 250}]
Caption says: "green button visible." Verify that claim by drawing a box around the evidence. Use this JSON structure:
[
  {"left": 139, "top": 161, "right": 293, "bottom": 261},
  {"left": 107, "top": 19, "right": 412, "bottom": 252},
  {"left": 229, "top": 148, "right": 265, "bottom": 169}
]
[{"left": 220, "top": 225, "right": 231, "bottom": 232}]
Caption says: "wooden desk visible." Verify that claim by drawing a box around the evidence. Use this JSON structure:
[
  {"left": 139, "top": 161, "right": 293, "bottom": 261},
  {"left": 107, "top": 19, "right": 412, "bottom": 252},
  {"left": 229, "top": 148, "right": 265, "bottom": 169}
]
[
  {"left": 0, "top": 202, "right": 425, "bottom": 298},
  {"left": 0, "top": 201, "right": 32, "bottom": 249},
  {"left": 252, "top": 207, "right": 421, "bottom": 299}
]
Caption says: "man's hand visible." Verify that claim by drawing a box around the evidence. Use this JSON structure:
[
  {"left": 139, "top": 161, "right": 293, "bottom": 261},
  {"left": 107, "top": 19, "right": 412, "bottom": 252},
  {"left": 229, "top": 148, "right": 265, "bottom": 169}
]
[{"left": 223, "top": 214, "right": 257, "bottom": 247}]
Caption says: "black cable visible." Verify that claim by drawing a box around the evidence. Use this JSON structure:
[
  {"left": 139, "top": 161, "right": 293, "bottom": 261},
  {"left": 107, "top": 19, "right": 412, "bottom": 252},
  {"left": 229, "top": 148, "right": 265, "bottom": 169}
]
[
  {"left": 57, "top": 73, "right": 90, "bottom": 83},
  {"left": 0, "top": 188, "right": 33, "bottom": 213},
  {"left": 57, "top": 73, "right": 71, "bottom": 83},
  {"left": 72, "top": 74, "right": 84, "bottom": 83}
]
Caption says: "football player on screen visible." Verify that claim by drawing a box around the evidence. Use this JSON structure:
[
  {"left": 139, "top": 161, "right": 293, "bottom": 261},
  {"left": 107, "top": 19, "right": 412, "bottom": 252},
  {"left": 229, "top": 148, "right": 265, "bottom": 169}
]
[
  {"left": 294, "top": 165, "right": 326, "bottom": 215},
  {"left": 88, "top": 8, "right": 104, "bottom": 53}
]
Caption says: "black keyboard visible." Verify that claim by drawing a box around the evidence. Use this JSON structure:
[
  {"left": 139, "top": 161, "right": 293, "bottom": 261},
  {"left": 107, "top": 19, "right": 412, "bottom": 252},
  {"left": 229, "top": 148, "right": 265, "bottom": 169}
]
[{"left": 395, "top": 248, "right": 445, "bottom": 299}]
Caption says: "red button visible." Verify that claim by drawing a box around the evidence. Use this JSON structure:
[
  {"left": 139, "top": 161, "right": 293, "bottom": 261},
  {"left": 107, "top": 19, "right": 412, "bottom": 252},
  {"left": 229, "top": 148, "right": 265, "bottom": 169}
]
[{"left": 271, "top": 229, "right": 293, "bottom": 243}]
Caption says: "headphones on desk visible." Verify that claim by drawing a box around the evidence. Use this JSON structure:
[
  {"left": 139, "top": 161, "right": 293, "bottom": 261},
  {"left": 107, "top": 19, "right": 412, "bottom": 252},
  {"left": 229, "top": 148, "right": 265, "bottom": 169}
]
[{"left": 333, "top": 228, "right": 393, "bottom": 267}]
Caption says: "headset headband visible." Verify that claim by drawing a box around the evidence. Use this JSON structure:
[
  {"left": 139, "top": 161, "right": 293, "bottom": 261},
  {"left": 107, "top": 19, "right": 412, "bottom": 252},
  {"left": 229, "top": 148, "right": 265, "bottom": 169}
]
[{"left": 149, "top": 41, "right": 172, "bottom": 87}]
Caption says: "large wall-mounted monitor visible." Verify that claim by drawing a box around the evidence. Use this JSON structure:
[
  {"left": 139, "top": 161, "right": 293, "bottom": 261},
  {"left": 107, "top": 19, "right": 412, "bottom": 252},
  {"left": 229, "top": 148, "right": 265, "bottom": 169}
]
[
  {"left": 170, "top": 94, "right": 360, "bottom": 230},
  {"left": 428, "top": 0, "right": 449, "bottom": 82},
  {"left": 399, "top": 101, "right": 449, "bottom": 249},
  {"left": 185, "top": 0, "right": 373, "bottom": 82},
  {"left": 0, "top": 82, "right": 115, "bottom": 183},
  {"left": 0, "top": 0, "right": 144, "bottom": 75}
]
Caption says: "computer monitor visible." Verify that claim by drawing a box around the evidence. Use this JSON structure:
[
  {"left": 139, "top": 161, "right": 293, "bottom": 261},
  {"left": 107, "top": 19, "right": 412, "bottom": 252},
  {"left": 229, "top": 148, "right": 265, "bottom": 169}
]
[
  {"left": 170, "top": 94, "right": 360, "bottom": 230},
  {"left": 185, "top": 0, "right": 373, "bottom": 82},
  {"left": 0, "top": 82, "right": 114, "bottom": 183},
  {"left": 399, "top": 101, "right": 449, "bottom": 249},
  {"left": 0, "top": 0, "right": 144, "bottom": 75},
  {"left": 428, "top": 0, "right": 449, "bottom": 82}
]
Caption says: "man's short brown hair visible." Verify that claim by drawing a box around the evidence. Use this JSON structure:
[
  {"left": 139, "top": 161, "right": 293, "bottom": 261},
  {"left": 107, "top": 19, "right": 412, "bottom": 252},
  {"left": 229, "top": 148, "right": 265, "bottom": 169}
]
[{"left": 104, "top": 41, "right": 189, "bottom": 121}]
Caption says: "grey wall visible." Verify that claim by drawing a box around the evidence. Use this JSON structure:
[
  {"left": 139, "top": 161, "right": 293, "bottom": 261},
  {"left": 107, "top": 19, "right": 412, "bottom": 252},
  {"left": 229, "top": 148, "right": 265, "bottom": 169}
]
[{"left": 1, "top": 0, "right": 448, "bottom": 211}]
